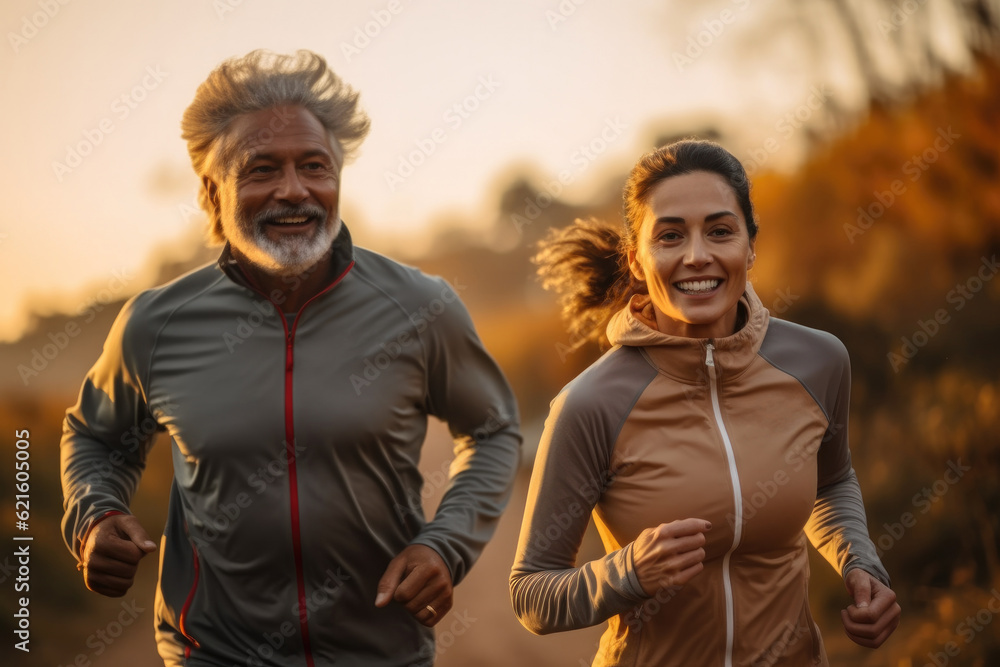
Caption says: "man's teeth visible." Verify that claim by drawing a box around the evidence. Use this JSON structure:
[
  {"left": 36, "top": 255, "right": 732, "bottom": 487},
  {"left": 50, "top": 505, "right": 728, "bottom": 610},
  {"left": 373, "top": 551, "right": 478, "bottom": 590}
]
[
  {"left": 675, "top": 279, "right": 720, "bottom": 293},
  {"left": 273, "top": 217, "right": 309, "bottom": 224}
]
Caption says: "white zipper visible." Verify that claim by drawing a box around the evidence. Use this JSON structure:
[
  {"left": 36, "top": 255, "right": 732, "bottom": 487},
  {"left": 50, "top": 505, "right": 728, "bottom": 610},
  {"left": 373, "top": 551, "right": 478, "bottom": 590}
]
[{"left": 706, "top": 342, "right": 742, "bottom": 667}]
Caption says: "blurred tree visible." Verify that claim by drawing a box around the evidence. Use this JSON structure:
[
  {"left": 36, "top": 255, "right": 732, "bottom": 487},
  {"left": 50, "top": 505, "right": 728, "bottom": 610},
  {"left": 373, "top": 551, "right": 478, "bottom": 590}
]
[{"left": 825, "top": 0, "right": 1000, "bottom": 100}]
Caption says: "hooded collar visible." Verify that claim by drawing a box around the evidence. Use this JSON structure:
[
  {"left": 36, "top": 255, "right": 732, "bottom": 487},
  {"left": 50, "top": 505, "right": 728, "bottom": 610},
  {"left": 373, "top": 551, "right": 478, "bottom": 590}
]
[
  {"left": 217, "top": 221, "right": 356, "bottom": 293},
  {"left": 606, "top": 282, "right": 770, "bottom": 384}
]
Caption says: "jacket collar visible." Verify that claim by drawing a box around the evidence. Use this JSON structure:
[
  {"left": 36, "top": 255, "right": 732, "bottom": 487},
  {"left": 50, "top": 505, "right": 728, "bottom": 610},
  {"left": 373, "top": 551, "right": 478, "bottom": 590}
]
[
  {"left": 217, "top": 221, "right": 356, "bottom": 292},
  {"left": 606, "top": 282, "right": 770, "bottom": 384}
]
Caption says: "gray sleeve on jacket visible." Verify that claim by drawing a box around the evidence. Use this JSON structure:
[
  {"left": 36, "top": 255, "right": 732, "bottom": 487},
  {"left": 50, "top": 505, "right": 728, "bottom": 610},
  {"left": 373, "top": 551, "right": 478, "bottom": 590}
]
[
  {"left": 509, "top": 347, "right": 655, "bottom": 635},
  {"left": 410, "top": 277, "right": 522, "bottom": 585},
  {"left": 60, "top": 294, "right": 158, "bottom": 560},
  {"left": 759, "top": 319, "right": 891, "bottom": 587}
]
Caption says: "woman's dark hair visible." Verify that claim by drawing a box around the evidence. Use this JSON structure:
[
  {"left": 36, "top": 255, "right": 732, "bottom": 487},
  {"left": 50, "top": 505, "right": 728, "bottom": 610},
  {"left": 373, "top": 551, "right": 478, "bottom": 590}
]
[{"left": 534, "top": 139, "right": 758, "bottom": 348}]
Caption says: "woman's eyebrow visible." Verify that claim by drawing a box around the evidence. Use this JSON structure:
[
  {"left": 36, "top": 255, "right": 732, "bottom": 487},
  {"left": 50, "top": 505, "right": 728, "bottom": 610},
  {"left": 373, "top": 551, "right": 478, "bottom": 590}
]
[{"left": 653, "top": 210, "right": 738, "bottom": 225}]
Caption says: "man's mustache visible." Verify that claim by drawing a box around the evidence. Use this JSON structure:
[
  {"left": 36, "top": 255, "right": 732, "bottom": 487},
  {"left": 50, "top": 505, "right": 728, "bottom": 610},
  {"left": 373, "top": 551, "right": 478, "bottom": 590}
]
[{"left": 251, "top": 205, "right": 327, "bottom": 226}]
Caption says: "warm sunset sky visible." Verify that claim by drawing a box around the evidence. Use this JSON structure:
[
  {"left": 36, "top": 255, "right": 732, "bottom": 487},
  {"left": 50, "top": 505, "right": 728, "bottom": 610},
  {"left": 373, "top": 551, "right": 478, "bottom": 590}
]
[{"left": 0, "top": 0, "right": 968, "bottom": 341}]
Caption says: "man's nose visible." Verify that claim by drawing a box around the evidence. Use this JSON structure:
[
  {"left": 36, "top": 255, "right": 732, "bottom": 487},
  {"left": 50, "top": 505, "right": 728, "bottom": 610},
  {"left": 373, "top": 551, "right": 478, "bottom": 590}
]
[{"left": 275, "top": 165, "right": 308, "bottom": 202}]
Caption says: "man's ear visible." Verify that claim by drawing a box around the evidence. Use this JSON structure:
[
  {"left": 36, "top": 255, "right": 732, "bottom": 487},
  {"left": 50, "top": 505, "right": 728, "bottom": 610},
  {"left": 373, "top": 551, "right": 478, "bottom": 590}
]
[
  {"left": 202, "top": 175, "right": 221, "bottom": 217},
  {"left": 627, "top": 248, "right": 645, "bottom": 282}
]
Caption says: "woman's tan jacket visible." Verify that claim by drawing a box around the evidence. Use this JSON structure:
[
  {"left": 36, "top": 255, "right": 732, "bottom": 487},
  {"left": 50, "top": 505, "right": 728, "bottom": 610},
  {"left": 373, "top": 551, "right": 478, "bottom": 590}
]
[{"left": 510, "top": 283, "right": 889, "bottom": 667}]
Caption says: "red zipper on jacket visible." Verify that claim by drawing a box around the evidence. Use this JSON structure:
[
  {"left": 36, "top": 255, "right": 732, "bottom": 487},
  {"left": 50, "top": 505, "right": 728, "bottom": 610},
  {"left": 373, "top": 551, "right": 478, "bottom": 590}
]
[
  {"left": 179, "top": 537, "right": 202, "bottom": 657},
  {"left": 249, "top": 259, "right": 355, "bottom": 666}
]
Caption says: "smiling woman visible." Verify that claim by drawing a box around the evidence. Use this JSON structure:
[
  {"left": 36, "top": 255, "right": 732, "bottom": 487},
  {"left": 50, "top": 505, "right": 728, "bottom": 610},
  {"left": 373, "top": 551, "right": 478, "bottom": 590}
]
[
  {"left": 626, "top": 170, "right": 755, "bottom": 339},
  {"left": 510, "top": 140, "right": 901, "bottom": 666},
  {"left": 532, "top": 140, "right": 760, "bottom": 349}
]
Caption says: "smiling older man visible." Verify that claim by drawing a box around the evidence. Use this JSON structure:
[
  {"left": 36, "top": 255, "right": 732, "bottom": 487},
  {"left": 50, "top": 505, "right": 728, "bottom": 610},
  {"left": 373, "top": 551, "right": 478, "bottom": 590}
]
[{"left": 60, "top": 50, "right": 521, "bottom": 667}]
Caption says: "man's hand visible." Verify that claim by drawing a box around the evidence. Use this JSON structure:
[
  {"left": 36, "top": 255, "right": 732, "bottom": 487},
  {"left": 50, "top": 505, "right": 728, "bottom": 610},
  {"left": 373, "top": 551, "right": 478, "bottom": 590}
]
[
  {"left": 81, "top": 514, "right": 157, "bottom": 597},
  {"left": 375, "top": 544, "right": 453, "bottom": 627},
  {"left": 842, "top": 568, "right": 901, "bottom": 648},
  {"left": 631, "top": 518, "right": 711, "bottom": 596}
]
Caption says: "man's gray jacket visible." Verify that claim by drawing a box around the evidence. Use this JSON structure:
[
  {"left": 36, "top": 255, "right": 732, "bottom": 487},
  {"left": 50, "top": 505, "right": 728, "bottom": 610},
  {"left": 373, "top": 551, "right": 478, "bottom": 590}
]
[{"left": 60, "top": 224, "right": 522, "bottom": 667}]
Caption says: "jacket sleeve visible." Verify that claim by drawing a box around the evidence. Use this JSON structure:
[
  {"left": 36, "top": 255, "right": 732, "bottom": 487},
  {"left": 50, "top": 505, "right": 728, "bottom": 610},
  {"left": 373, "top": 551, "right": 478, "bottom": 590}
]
[
  {"left": 805, "top": 341, "right": 891, "bottom": 588},
  {"left": 60, "top": 295, "right": 159, "bottom": 561},
  {"left": 409, "top": 278, "right": 522, "bottom": 585},
  {"left": 508, "top": 388, "right": 648, "bottom": 635}
]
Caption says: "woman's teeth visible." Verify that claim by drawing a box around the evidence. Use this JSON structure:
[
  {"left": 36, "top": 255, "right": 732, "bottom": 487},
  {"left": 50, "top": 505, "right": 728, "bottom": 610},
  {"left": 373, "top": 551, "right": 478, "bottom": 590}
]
[{"left": 675, "top": 279, "right": 720, "bottom": 293}]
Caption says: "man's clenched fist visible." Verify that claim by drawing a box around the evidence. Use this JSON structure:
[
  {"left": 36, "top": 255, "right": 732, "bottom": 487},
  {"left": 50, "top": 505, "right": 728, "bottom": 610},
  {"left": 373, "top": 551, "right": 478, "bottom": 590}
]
[{"left": 80, "top": 514, "right": 157, "bottom": 597}]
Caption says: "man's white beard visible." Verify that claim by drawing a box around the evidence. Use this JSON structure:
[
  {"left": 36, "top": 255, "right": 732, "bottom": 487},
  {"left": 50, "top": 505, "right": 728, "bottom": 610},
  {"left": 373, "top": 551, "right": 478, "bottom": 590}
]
[{"left": 223, "top": 202, "right": 340, "bottom": 277}]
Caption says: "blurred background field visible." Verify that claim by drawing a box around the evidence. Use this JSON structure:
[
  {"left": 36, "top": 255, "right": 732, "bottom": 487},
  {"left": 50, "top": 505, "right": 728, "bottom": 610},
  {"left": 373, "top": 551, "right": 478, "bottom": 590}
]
[{"left": 2, "top": 1, "right": 999, "bottom": 665}]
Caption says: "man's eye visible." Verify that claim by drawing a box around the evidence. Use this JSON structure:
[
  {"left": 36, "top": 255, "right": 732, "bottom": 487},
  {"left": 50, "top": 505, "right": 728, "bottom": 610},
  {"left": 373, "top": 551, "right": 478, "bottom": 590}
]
[
  {"left": 659, "top": 232, "right": 681, "bottom": 241},
  {"left": 249, "top": 165, "right": 273, "bottom": 174}
]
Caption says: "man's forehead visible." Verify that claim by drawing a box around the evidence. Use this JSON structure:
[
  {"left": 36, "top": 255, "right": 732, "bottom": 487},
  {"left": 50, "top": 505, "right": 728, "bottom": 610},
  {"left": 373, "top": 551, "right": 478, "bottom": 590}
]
[{"left": 224, "top": 105, "right": 344, "bottom": 163}]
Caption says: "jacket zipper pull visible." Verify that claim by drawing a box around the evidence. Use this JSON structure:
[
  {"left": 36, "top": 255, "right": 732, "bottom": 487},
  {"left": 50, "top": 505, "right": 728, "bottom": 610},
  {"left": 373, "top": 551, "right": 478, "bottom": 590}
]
[{"left": 705, "top": 342, "right": 715, "bottom": 367}]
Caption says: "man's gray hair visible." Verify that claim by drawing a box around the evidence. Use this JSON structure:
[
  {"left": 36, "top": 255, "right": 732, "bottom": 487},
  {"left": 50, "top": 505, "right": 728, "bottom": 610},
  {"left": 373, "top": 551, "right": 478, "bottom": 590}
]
[{"left": 181, "top": 49, "right": 370, "bottom": 245}]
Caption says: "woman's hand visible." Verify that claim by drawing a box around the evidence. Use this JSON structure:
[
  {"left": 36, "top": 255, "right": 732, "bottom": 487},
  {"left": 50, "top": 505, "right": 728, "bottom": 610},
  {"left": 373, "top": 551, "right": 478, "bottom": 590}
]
[
  {"left": 631, "top": 518, "right": 711, "bottom": 597},
  {"left": 842, "top": 568, "right": 901, "bottom": 648}
]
